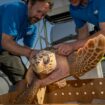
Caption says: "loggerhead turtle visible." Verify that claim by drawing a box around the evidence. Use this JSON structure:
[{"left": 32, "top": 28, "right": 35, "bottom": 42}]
[{"left": 0, "top": 34, "right": 105, "bottom": 104}]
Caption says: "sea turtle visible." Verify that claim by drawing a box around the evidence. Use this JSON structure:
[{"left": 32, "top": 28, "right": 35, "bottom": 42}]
[{"left": 0, "top": 34, "right": 105, "bottom": 104}]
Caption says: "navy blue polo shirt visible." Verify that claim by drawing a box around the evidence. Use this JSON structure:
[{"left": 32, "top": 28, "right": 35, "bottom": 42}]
[
  {"left": 0, "top": 1, "right": 37, "bottom": 51},
  {"left": 70, "top": 0, "right": 105, "bottom": 29}
]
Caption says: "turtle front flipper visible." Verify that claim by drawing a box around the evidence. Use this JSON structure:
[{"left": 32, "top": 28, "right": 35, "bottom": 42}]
[{"left": 68, "top": 34, "right": 105, "bottom": 78}]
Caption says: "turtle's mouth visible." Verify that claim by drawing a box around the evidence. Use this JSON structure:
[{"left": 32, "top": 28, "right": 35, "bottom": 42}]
[
  {"left": 31, "top": 50, "right": 57, "bottom": 79},
  {"left": 35, "top": 70, "right": 55, "bottom": 79}
]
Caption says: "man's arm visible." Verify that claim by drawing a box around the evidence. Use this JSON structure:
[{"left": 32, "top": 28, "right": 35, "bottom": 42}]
[
  {"left": 1, "top": 33, "right": 32, "bottom": 58},
  {"left": 54, "top": 23, "right": 89, "bottom": 55},
  {"left": 77, "top": 23, "right": 89, "bottom": 40},
  {"left": 71, "top": 23, "right": 89, "bottom": 50},
  {"left": 72, "top": 22, "right": 105, "bottom": 51},
  {"left": 54, "top": 23, "right": 105, "bottom": 56}
]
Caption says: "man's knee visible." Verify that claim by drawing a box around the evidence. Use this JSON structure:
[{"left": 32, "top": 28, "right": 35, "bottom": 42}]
[
  {"left": 10, "top": 56, "right": 26, "bottom": 74},
  {"left": 0, "top": 54, "right": 27, "bottom": 84}
]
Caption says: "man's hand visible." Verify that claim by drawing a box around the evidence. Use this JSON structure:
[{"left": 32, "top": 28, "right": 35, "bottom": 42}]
[
  {"left": 54, "top": 43, "right": 74, "bottom": 56},
  {"left": 29, "top": 49, "right": 40, "bottom": 60}
]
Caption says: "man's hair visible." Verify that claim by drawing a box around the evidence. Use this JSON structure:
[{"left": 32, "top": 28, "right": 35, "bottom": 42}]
[{"left": 23, "top": 0, "right": 53, "bottom": 9}]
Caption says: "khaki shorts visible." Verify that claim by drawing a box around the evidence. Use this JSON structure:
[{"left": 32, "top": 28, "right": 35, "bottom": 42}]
[{"left": 0, "top": 51, "right": 27, "bottom": 84}]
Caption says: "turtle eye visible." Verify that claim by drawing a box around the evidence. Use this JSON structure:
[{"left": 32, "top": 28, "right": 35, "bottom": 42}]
[{"left": 43, "top": 55, "right": 50, "bottom": 65}]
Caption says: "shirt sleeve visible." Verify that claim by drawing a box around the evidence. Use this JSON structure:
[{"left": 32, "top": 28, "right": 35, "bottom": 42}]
[
  {"left": 23, "top": 24, "right": 37, "bottom": 48},
  {"left": 70, "top": 5, "right": 86, "bottom": 29},
  {"left": 2, "top": 4, "right": 21, "bottom": 37},
  {"left": 98, "top": 1, "right": 105, "bottom": 23},
  {"left": 72, "top": 16, "right": 86, "bottom": 29}
]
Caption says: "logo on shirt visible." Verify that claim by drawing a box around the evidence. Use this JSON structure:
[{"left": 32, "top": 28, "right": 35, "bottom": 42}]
[{"left": 94, "top": 10, "right": 98, "bottom": 15}]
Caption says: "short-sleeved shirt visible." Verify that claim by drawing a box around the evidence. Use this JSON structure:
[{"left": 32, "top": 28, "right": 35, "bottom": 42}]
[
  {"left": 0, "top": 0, "right": 37, "bottom": 51},
  {"left": 70, "top": 0, "right": 105, "bottom": 29}
]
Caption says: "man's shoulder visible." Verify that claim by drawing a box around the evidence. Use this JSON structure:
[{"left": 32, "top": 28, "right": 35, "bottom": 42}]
[
  {"left": 69, "top": 4, "right": 80, "bottom": 11},
  {"left": 1, "top": 1, "right": 27, "bottom": 12}
]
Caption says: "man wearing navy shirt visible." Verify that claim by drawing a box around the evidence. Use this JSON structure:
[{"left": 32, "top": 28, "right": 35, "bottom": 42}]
[
  {"left": 0, "top": 0, "right": 52, "bottom": 84},
  {"left": 54, "top": 0, "right": 105, "bottom": 56}
]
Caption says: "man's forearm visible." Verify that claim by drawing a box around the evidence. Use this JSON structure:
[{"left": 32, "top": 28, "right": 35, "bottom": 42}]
[
  {"left": 2, "top": 39, "right": 32, "bottom": 58},
  {"left": 71, "top": 31, "right": 105, "bottom": 51}
]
